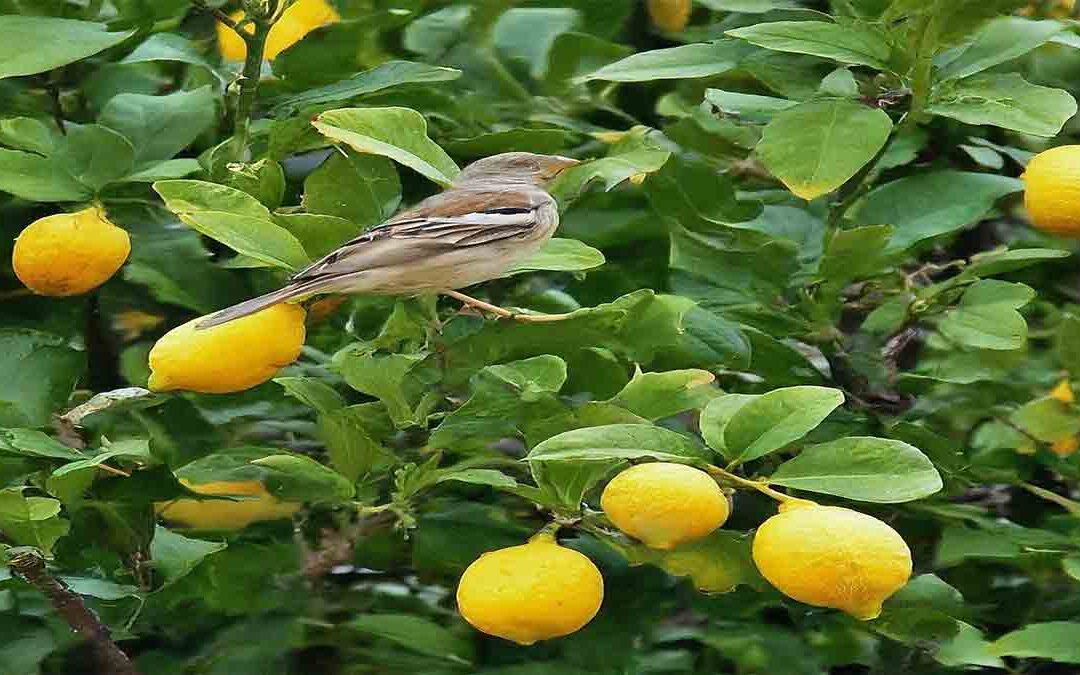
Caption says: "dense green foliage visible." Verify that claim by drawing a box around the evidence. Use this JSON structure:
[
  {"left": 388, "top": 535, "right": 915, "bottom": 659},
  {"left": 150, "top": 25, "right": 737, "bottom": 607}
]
[{"left": 2, "top": 0, "right": 1080, "bottom": 673}]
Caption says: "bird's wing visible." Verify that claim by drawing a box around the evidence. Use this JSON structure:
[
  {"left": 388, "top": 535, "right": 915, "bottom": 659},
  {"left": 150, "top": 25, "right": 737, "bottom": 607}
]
[{"left": 289, "top": 187, "right": 554, "bottom": 283}]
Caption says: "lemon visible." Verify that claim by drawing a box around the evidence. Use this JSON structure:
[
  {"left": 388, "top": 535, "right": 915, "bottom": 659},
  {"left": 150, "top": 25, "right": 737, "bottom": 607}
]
[
  {"left": 148, "top": 304, "right": 306, "bottom": 394},
  {"left": 217, "top": 0, "right": 340, "bottom": 62},
  {"left": 1051, "top": 436, "right": 1079, "bottom": 457},
  {"left": 1050, "top": 379, "right": 1075, "bottom": 404},
  {"left": 647, "top": 0, "right": 692, "bottom": 33},
  {"left": 752, "top": 500, "right": 912, "bottom": 620},
  {"left": 13, "top": 206, "right": 130, "bottom": 297},
  {"left": 601, "top": 462, "right": 729, "bottom": 550},
  {"left": 156, "top": 479, "right": 300, "bottom": 530},
  {"left": 1023, "top": 145, "right": 1080, "bottom": 238},
  {"left": 456, "top": 532, "right": 604, "bottom": 645}
]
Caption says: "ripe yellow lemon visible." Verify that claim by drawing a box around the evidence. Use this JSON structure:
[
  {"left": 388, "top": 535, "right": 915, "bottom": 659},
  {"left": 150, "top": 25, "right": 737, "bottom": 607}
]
[
  {"left": 217, "top": 0, "right": 340, "bottom": 62},
  {"left": 456, "top": 532, "right": 604, "bottom": 645},
  {"left": 647, "top": 0, "right": 692, "bottom": 33},
  {"left": 601, "top": 462, "right": 729, "bottom": 550},
  {"left": 1050, "top": 379, "right": 1075, "bottom": 404},
  {"left": 156, "top": 479, "right": 300, "bottom": 530},
  {"left": 1023, "top": 145, "right": 1080, "bottom": 238},
  {"left": 1051, "top": 436, "right": 1079, "bottom": 457},
  {"left": 13, "top": 206, "right": 130, "bottom": 296},
  {"left": 752, "top": 500, "right": 912, "bottom": 620},
  {"left": 148, "top": 304, "right": 306, "bottom": 394}
]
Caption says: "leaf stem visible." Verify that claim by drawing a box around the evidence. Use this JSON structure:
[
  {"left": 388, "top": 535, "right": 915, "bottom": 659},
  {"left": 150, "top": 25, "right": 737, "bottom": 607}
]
[{"left": 704, "top": 464, "right": 794, "bottom": 503}]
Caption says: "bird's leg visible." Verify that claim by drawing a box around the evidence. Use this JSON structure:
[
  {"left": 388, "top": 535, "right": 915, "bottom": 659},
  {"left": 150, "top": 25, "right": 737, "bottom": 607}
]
[{"left": 440, "top": 290, "right": 573, "bottom": 323}]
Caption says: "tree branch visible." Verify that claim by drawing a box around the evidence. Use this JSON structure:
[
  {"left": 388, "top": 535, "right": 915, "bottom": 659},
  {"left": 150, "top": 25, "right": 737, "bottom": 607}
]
[{"left": 8, "top": 549, "right": 141, "bottom": 675}]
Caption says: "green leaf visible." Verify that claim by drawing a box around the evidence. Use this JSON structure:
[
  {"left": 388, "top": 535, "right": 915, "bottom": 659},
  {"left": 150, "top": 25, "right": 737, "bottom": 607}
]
[
  {"left": 526, "top": 424, "right": 709, "bottom": 464},
  {"left": 347, "top": 614, "right": 473, "bottom": 664},
  {"left": 435, "top": 468, "right": 548, "bottom": 504},
  {"left": 699, "top": 394, "right": 756, "bottom": 456},
  {"left": 507, "top": 238, "right": 606, "bottom": 275},
  {"left": 938, "top": 280, "right": 1034, "bottom": 351},
  {"left": 710, "top": 386, "right": 845, "bottom": 463},
  {"left": 429, "top": 355, "right": 568, "bottom": 453},
  {"left": 274, "top": 213, "right": 364, "bottom": 260},
  {"left": 581, "top": 40, "right": 754, "bottom": 82},
  {"left": 756, "top": 99, "right": 892, "bottom": 200},
  {"left": 269, "top": 61, "right": 461, "bottom": 117},
  {"left": 224, "top": 158, "right": 285, "bottom": 210},
  {"left": 0, "top": 148, "right": 89, "bottom": 202},
  {"left": 927, "top": 74, "right": 1077, "bottom": 137},
  {"left": 769, "top": 437, "right": 943, "bottom": 503},
  {"left": 818, "top": 225, "right": 893, "bottom": 289},
  {"left": 444, "top": 129, "right": 577, "bottom": 159},
  {"left": 727, "top": 20, "right": 890, "bottom": 69},
  {"left": 335, "top": 348, "right": 427, "bottom": 428},
  {"left": 148, "top": 525, "right": 226, "bottom": 587},
  {"left": 852, "top": 171, "right": 1023, "bottom": 253},
  {"left": 318, "top": 404, "right": 394, "bottom": 482},
  {"left": 938, "top": 17, "right": 1064, "bottom": 81},
  {"left": 250, "top": 454, "right": 356, "bottom": 503},
  {"left": 0, "top": 429, "right": 83, "bottom": 461},
  {"left": 154, "top": 180, "right": 310, "bottom": 270},
  {"left": 0, "top": 16, "right": 134, "bottom": 78},
  {"left": 1010, "top": 397, "right": 1080, "bottom": 443},
  {"left": 549, "top": 126, "right": 671, "bottom": 200},
  {"left": 608, "top": 368, "right": 719, "bottom": 421},
  {"left": 608, "top": 529, "right": 763, "bottom": 593},
  {"left": 47, "top": 440, "right": 151, "bottom": 504},
  {"left": 704, "top": 89, "right": 797, "bottom": 123},
  {"left": 0, "top": 330, "right": 85, "bottom": 429},
  {"left": 302, "top": 151, "right": 401, "bottom": 226},
  {"left": 494, "top": 7, "right": 581, "bottom": 79},
  {"left": 99, "top": 86, "right": 217, "bottom": 165},
  {"left": 961, "top": 247, "right": 1071, "bottom": 279},
  {"left": 989, "top": 623, "right": 1080, "bottom": 663},
  {"left": 1058, "top": 314, "right": 1080, "bottom": 377},
  {"left": 275, "top": 377, "right": 344, "bottom": 416},
  {"left": 312, "top": 107, "right": 460, "bottom": 186},
  {"left": 120, "top": 32, "right": 219, "bottom": 75},
  {"left": 57, "top": 124, "right": 135, "bottom": 192},
  {"left": 0, "top": 488, "right": 69, "bottom": 555},
  {"left": 934, "top": 623, "right": 1006, "bottom": 669}
]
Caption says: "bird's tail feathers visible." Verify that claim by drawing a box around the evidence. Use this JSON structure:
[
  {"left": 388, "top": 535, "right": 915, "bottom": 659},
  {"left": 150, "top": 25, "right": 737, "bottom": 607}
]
[{"left": 196, "top": 281, "right": 322, "bottom": 330}]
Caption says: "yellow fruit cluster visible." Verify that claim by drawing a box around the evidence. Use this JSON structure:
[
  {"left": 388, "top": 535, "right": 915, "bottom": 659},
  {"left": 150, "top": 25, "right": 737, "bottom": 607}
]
[
  {"left": 1023, "top": 145, "right": 1080, "bottom": 238},
  {"left": 13, "top": 207, "right": 130, "bottom": 296},
  {"left": 646, "top": 0, "right": 692, "bottom": 33},
  {"left": 217, "top": 0, "right": 340, "bottom": 61},
  {"left": 156, "top": 479, "right": 300, "bottom": 530},
  {"left": 458, "top": 461, "right": 914, "bottom": 645}
]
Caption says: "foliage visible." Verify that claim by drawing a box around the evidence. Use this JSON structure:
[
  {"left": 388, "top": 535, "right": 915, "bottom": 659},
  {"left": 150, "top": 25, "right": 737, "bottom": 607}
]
[{"left": 1, "top": 0, "right": 1080, "bottom": 673}]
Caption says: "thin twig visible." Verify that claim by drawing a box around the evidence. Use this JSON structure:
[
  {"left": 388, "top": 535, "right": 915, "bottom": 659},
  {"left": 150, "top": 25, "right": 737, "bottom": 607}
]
[
  {"left": 8, "top": 550, "right": 141, "bottom": 675},
  {"left": 704, "top": 464, "right": 795, "bottom": 503},
  {"left": 193, "top": 0, "right": 243, "bottom": 33}
]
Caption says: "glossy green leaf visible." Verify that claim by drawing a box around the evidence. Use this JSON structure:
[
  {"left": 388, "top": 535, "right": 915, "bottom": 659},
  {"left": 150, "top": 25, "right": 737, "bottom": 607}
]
[
  {"left": 990, "top": 623, "right": 1080, "bottom": 663},
  {"left": 756, "top": 100, "right": 892, "bottom": 200},
  {"left": 727, "top": 20, "right": 891, "bottom": 69},
  {"left": 99, "top": 86, "right": 217, "bottom": 164},
  {"left": 0, "top": 16, "right": 134, "bottom": 78},
  {"left": 708, "top": 386, "right": 845, "bottom": 463},
  {"left": 313, "top": 107, "right": 460, "bottom": 186},
  {"left": 581, "top": 40, "right": 754, "bottom": 82},
  {"left": 269, "top": 61, "right": 461, "bottom": 116},
  {"left": 927, "top": 74, "right": 1077, "bottom": 137},
  {"left": 527, "top": 424, "right": 710, "bottom": 464},
  {"left": 938, "top": 280, "right": 1034, "bottom": 351},
  {"left": 938, "top": 17, "right": 1063, "bottom": 81},
  {"left": 769, "top": 437, "right": 943, "bottom": 502}
]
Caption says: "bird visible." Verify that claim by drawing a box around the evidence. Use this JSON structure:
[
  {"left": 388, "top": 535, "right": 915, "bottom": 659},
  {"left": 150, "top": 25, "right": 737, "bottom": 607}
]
[{"left": 197, "top": 152, "right": 581, "bottom": 329}]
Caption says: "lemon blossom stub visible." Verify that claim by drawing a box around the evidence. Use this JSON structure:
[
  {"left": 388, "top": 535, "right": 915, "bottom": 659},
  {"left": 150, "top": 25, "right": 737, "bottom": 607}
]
[
  {"left": 13, "top": 206, "right": 130, "bottom": 296},
  {"left": 752, "top": 501, "right": 912, "bottom": 620},
  {"left": 1023, "top": 145, "right": 1080, "bottom": 238},
  {"left": 456, "top": 533, "right": 604, "bottom": 645},
  {"left": 148, "top": 304, "right": 306, "bottom": 394},
  {"left": 156, "top": 479, "right": 300, "bottom": 530},
  {"left": 217, "top": 0, "right": 340, "bottom": 61},
  {"left": 601, "top": 462, "right": 730, "bottom": 550}
]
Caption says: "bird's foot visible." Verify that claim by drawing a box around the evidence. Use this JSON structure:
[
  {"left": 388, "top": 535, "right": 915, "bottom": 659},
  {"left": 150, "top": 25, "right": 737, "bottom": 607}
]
[{"left": 440, "top": 290, "right": 572, "bottom": 323}]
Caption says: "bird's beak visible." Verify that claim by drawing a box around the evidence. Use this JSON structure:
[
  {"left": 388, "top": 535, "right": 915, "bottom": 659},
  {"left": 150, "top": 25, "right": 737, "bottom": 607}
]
[{"left": 545, "top": 156, "right": 581, "bottom": 178}]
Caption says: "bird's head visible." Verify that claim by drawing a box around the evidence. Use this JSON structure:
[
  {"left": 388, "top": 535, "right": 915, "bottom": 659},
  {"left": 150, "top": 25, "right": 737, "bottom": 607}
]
[{"left": 454, "top": 152, "right": 580, "bottom": 187}]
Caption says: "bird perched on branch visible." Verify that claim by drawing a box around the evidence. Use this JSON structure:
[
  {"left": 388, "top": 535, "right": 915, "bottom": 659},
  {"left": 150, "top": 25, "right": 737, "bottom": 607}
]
[{"left": 198, "top": 152, "right": 580, "bottom": 329}]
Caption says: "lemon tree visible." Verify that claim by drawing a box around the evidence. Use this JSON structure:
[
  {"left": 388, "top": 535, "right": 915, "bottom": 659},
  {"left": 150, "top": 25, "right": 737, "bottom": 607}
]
[{"left": 2, "top": 1, "right": 1080, "bottom": 674}]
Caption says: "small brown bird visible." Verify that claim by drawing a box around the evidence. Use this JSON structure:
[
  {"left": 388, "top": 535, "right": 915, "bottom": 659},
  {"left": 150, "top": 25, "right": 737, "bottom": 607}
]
[{"left": 198, "top": 152, "right": 580, "bottom": 329}]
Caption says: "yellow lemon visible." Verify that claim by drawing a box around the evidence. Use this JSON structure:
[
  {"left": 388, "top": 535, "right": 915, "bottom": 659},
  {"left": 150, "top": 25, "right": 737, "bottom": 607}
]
[
  {"left": 752, "top": 500, "right": 912, "bottom": 620},
  {"left": 1051, "top": 436, "right": 1079, "bottom": 457},
  {"left": 456, "top": 533, "right": 604, "bottom": 645},
  {"left": 156, "top": 479, "right": 300, "bottom": 530},
  {"left": 148, "top": 304, "right": 306, "bottom": 394},
  {"left": 13, "top": 206, "right": 130, "bottom": 296},
  {"left": 601, "top": 462, "right": 729, "bottom": 550},
  {"left": 217, "top": 0, "right": 340, "bottom": 62},
  {"left": 1050, "top": 379, "right": 1075, "bottom": 404},
  {"left": 647, "top": 0, "right": 692, "bottom": 33},
  {"left": 1023, "top": 145, "right": 1080, "bottom": 238}
]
